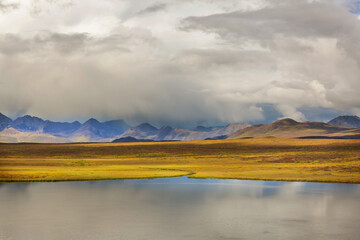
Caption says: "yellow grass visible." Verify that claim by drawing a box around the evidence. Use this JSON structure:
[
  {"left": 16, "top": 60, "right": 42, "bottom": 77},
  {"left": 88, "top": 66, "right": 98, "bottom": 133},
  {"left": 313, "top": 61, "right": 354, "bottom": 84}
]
[{"left": 0, "top": 138, "right": 359, "bottom": 183}]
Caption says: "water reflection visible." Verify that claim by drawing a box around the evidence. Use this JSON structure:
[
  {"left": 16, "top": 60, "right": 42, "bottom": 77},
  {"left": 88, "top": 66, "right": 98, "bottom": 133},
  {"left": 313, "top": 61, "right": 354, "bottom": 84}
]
[{"left": 0, "top": 177, "right": 359, "bottom": 240}]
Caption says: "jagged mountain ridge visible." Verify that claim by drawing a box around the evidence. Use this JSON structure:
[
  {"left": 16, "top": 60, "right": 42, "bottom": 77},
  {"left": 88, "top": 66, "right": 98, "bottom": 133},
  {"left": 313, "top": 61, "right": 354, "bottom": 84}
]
[
  {"left": 0, "top": 114, "right": 131, "bottom": 142},
  {"left": 11, "top": 115, "right": 46, "bottom": 132},
  {"left": 2, "top": 113, "right": 359, "bottom": 142},
  {"left": 0, "top": 113, "right": 249, "bottom": 142}
]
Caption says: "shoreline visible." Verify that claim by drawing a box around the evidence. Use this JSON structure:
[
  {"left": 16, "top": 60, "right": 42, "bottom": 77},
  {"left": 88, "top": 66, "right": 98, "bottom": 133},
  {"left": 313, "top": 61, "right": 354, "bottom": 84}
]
[
  {"left": 1, "top": 174, "right": 360, "bottom": 185},
  {"left": 1, "top": 138, "right": 359, "bottom": 184}
]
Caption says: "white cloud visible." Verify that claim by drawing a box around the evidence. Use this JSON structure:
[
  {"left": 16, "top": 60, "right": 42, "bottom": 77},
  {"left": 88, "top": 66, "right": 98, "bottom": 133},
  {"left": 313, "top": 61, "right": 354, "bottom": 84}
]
[{"left": 0, "top": 0, "right": 359, "bottom": 126}]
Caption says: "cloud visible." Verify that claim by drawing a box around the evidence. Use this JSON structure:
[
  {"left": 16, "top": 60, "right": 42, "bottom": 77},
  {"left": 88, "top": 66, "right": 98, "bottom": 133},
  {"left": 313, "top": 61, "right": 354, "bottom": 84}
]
[
  {"left": 180, "top": 0, "right": 360, "bottom": 120},
  {"left": 0, "top": 0, "right": 19, "bottom": 13},
  {"left": 181, "top": 1, "right": 359, "bottom": 45},
  {"left": 0, "top": 0, "right": 359, "bottom": 126},
  {"left": 137, "top": 3, "right": 167, "bottom": 15},
  {"left": 0, "top": 32, "right": 89, "bottom": 55},
  {"left": 0, "top": 30, "right": 264, "bottom": 127}
]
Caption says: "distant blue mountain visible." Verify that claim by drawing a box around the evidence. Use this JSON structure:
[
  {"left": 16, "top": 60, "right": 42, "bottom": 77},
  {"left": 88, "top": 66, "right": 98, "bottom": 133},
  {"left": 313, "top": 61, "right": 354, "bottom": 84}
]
[
  {"left": 43, "top": 120, "right": 81, "bottom": 136},
  {"left": 0, "top": 113, "right": 251, "bottom": 142},
  {"left": 2, "top": 112, "right": 360, "bottom": 143},
  {"left": 0, "top": 113, "right": 12, "bottom": 131},
  {"left": 72, "top": 118, "right": 131, "bottom": 139},
  {"left": 0, "top": 113, "right": 131, "bottom": 140},
  {"left": 120, "top": 123, "right": 159, "bottom": 139},
  {"left": 11, "top": 115, "right": 83, "bottom": 135},
  {"left": 11, "top": 115, "right": 46, "bottom": 132},
  {"left": 101, "top": 120, "right": 131, "bottom": 138},
  {"left": 328, "top": 115, "right": 360, "bottom": 128},
  {"left": 156, "top": 126, "right": 174, "bottom": 140}
]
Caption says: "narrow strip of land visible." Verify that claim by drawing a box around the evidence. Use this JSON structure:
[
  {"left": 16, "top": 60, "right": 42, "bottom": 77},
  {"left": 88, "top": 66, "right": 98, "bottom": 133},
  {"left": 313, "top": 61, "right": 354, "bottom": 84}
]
[{"left": 0, "top": 138, "right": 359, "bottom": 183}]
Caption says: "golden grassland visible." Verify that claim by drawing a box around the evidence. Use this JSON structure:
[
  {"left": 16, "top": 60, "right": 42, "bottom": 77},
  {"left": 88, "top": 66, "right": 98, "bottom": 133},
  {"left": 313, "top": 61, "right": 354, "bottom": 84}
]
[{"left": 0, "top": 138, "right": 359, "bottom": 183}]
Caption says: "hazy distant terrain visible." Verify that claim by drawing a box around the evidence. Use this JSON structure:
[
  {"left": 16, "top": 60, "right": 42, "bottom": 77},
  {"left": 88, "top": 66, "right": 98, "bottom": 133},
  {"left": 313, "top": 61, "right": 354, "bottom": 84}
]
[
  {"left": 0, "top": 113, "right": 249, "bottom": 142},
  {"left": 0, "top": 113, "right": 359, "bottom": 143},
  {"left": 0, "top": 128, "right": 70, "bottom": 143}
]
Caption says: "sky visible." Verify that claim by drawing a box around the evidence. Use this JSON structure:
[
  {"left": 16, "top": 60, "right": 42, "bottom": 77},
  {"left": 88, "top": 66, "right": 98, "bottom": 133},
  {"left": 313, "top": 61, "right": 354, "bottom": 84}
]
[{"left": 0, "top": 0, "right": 359, "bottom": 127}]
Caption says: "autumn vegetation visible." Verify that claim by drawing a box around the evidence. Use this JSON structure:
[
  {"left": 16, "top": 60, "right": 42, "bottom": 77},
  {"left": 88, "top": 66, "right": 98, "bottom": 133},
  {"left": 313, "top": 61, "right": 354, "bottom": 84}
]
[{"left": 0, "top": 138, "right": 359, "bottom": 183}]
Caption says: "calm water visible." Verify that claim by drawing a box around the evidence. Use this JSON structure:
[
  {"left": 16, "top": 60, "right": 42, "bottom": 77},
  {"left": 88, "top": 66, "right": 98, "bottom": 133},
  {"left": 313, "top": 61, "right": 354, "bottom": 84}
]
[{"left": 1, "top": 177, "right": 359, "bottom": 240}]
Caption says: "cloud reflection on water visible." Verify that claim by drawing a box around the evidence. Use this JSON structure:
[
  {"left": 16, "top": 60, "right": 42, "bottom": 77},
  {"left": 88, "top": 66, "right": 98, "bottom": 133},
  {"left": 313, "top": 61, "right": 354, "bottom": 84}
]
[{"left": 0, "top": 177, "right": 359, "bottom": 240}]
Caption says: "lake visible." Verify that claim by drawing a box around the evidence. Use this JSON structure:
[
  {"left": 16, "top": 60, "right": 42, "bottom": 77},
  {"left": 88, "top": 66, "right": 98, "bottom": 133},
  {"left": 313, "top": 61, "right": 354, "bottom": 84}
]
[{"left": 1, "top": 177, "right": 359, "bottom": 240}]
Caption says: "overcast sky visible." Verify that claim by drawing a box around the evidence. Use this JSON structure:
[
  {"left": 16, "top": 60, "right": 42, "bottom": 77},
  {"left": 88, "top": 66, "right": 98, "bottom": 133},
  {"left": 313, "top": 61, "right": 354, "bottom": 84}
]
[{"left": 0, "top": 0, "right": 359, "bottom": 127}]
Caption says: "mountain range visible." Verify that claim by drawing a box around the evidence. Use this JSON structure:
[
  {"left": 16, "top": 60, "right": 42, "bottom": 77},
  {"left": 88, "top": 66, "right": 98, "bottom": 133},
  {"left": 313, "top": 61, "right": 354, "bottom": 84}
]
[
  {"left": 0, "top": 113, "right": 359, "bottom": 143},
  {"left": 0, "top": 113, "right": 249, "bottom": 143}
]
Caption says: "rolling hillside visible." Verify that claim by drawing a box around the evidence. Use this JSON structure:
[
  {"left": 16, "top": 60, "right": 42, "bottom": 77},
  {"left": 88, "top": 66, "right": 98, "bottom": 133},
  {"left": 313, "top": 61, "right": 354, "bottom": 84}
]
[{"left": 229, "top": 118, "right": 354, "bottom": 139}]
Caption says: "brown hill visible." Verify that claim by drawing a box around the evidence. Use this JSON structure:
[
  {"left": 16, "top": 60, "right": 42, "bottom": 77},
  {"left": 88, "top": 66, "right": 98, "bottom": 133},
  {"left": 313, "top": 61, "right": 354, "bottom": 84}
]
[{"left": 229, "top": 118, "right": 352, "bottom": 139}]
